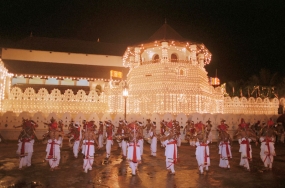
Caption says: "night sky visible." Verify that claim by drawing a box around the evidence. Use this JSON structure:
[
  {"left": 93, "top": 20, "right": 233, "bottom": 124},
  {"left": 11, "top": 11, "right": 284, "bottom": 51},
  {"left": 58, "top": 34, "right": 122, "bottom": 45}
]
[{"left": 1, "top": 0, "right": 284, "bottom": 83}]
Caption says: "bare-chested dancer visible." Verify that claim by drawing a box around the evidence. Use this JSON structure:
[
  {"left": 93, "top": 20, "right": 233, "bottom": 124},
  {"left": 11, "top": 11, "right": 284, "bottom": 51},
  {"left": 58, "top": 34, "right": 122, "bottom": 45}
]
[
  {"left": 45, "top": 119, "right": 64, "bottom": 171},
  {"left": 80, "top": 121, "right": 99, "bottom": 173}
]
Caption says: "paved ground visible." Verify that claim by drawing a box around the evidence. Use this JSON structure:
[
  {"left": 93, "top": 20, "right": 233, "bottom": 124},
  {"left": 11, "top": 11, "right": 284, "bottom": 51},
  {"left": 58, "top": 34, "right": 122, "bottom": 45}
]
[{"left": 1, "top": 139, "right": 285, "bottom": 188}]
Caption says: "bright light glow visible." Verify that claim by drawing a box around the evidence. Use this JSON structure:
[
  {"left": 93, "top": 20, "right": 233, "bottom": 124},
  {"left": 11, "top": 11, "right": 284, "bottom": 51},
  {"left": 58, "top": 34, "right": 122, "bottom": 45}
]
[{"left": 123, "top": 88, "right": 128, "bottom": 97}]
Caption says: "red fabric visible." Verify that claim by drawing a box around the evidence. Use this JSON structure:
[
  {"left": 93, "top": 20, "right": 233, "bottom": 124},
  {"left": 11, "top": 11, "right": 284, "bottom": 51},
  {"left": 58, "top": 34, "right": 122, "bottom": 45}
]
[
  {"left": 85, "top": 140, "right": 91, "bottom": 159},
  {"left": 20, "top": 138, "right": 30, "bottom": 155},
  {"left": 48, "top": 140, "right": 55, "bottom": 158},
  {"left": 106, "top": 128, "right": 113, "bottom": 140},
  {"left": 263, "top": 137, "right": 272, "bottom": 163},
  {"left": 241, "top": 139, "right": 251, "bottom": 159},
  {"left": 133, "top": 142, "right": 137, "bottom": 163}
]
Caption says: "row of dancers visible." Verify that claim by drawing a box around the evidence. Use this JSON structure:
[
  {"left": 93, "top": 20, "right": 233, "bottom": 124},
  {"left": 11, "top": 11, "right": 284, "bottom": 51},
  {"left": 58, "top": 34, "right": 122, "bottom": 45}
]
[{"left": 12, "top": 117, "right": 279, "bottom": 175}]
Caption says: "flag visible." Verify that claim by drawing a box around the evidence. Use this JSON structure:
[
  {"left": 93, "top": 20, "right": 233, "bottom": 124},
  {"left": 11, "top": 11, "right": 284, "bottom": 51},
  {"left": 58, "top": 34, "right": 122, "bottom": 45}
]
[{"left": 209, "top": 77, "right": 220, "bottom": 86}]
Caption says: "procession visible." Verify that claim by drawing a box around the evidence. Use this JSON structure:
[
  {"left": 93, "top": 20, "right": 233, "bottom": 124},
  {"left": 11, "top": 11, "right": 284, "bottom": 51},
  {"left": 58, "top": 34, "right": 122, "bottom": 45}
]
[{"left": 8, "top": 116, "right": 282, "bottom": 176}]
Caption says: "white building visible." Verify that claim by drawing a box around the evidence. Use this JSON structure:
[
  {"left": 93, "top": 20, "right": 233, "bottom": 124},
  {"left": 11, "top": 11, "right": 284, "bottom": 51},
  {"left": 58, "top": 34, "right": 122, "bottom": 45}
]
[{"left": 0, "top": 23, "right": 282, "bottom": 140}]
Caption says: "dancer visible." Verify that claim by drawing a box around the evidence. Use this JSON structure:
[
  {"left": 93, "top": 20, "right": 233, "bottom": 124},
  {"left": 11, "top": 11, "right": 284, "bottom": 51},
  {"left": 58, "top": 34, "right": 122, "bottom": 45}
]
[
  {"left": 67, "top": 121, "right": 82, "bottom": 158},
  {"left": 15, "top": 118, "right": 38, "bottom": 170},
  {"left": 149, "top": 122, "right": 158, "bottom": 156},
  {"left": 80, "top": 121, "right": 99, "bottom": 173},
  {"left": 205, "top": 119, "right": 213, "bottom": 143},
  {"left": 120, "top": 120, "right": 129, "bottom": 160},
  {"left": 195, "top": 121, "right": 210, "bottom": 174},
  {"left": 105, "top": 120, "right": 114, "bottom": 159},
  {"left": 174, "top": 120, "right": 182, "bottom": 147},
  {"left": 235, "top": 118, "right": 258, "bottom": 171},
  {"left": 259, "top": 118, "right": 276, "bottom": 170},
  {"left": 97, "top": 121, "right": 104, "bottom": 148},
  {"left": 45, "top": 119, "right": 64, "bottom": 171},
  {"left": 136, "top": 121, "right": 145, "bottom": 156},
  {"left": 161, "top": 121, "right": 177, "bottom": 175},
  {"left": 127, "top": 122, "right": 141, "bottom": 176},
  {"left": 218, "top": 129, "right": 232, "bottom": 169}
]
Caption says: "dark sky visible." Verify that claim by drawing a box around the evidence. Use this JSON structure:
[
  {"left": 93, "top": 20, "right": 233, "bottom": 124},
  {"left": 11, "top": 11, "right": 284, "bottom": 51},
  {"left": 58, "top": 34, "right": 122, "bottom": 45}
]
[{"left": 1, "top": 0, "right": 285, "bottom": 83}]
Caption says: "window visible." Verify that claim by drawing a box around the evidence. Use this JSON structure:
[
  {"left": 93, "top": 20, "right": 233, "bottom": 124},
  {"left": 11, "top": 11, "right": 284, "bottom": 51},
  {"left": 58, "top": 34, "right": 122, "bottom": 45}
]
[
  {"left": 152, "top": 54, "right": 159, "bottom": 63},
  {"left": 171, "top": 53, "right": 178, "bottom": 62}
]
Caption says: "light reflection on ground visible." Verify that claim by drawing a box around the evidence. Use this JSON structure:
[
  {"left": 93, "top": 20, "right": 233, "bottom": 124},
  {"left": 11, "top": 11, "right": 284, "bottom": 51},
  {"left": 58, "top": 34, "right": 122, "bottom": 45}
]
[{"left": 0, "top": 141, "right": 285, "bottom": 187}]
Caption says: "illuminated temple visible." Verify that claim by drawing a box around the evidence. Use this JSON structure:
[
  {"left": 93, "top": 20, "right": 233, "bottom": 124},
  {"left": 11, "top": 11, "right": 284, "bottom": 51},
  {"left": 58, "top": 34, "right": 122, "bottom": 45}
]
[{"left": 0, "top": 23, "right": 283, "bottom": 139}]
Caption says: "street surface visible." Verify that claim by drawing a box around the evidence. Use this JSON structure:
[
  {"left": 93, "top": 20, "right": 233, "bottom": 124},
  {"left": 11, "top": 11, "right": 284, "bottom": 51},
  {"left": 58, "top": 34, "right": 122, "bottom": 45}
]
[{"left": 1, "top": 140, "right": 285, "bottom": 188}]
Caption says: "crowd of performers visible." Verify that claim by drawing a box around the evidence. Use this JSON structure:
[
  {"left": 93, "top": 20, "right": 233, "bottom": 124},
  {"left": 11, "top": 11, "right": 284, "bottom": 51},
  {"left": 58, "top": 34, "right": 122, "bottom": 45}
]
[{"left": 11, "top": 116, "right": 284, "bottom": 175}]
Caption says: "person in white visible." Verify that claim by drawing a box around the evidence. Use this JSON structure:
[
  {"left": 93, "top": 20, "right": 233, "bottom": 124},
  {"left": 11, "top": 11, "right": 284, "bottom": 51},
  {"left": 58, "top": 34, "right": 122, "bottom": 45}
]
[
  {"left": 149, "top": 122, "right": 158, "bottom": 156},
  {"left": 17, "top": 138, "right": 35, "bottom": 169},
  {"left": 72, "top": 122, "right": 82, "bottom": 158},
  {"left": 136, "top": 121, "right": 144, "bottom": 156},
  {"left": 218, "top": 131, "right": 232, "bottom": 169},
  {"left": 235, "top": 118, "right": 257, "bottom": 171},
  {"left": 15, "top": 119, "right": 38, "bottom": 170},
  {"left": 127, "top": 122, "right": 141, "bottom": 176},
  {"left": 80, "top": 121, "right": 99, "bottom": 173},
  {"left": 97, "top": 121, "right": 104, "bottom": 148},
  {"left": 45, "top": 121, "right": 64, "bottom": 171},
  {"left": 195, "top": 121, "right": 210, "bottom": 174},
  {"left": 121, "top": 120, "right": 128, "bottom": 160},
  {"left": 105, "top": 120, "right": 114, "bottom": 159},
  {"left": 161, "top": 121, "right": 177, "bottom": 175},
  {"left": 259, "top": 119, "right": 276, "bottom": 170}
]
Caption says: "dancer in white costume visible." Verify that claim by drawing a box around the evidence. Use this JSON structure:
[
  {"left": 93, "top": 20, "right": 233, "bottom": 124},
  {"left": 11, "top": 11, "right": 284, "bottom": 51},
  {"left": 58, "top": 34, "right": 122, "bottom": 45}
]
[
  {"left": 174, "top": 120, "right": 182, "bottom": 147},
  {"left": 235, "top": 118, "right": 258, "bottom": 171},
  {"left": 127, "top": 122, "right": 141, "bottom": 176},
  {"left": 149, "top": 122, "right": 158, "bottom": 156},
  {"left": 97, "top": 121, "right": 104, "bottom": 148},
  {"left": 136, "top": 121, "right": 145, "bottom": 156},
  {"left": 184, "top": 120, "right": 196, "bottom": 146},
  {"left": 194, "top": 121, "right": 210, "bottom": 174},
  {"left": 80, "top": 121, "right": 99, "bottom": 173},
  {"left": 15, "top": 119, "right": 38, "bottom": 170},
  {"left": 161, "top": 121, "right": 177, "bottom": 175},
  {"left": 105, "top": 120, "right": 114, "bottom": 159},
  {"left": 205, "top": 119, "right": 213, "bottom": 143},
  {"left": 259, "top": 118, "right": 276, "bottom": 170},
  {"left": 217, "top": 125, "right": 232, "bottom": 169},
  {"left": 67, "top": 121, "right": 82, "bottom": 158},
  {"left": 45, "top": 119, "right": 64, "bottom": 171},
  {"left": 121, "top": 121, "right": 129, "bottom": 160},
  {"left": 116, "top": 120, "right": 129, "bottom": 160}
]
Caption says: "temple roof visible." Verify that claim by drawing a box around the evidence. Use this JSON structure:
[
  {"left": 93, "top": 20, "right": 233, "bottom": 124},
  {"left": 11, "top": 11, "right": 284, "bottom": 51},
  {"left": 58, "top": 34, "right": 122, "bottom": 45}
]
[
  {"left": 3, "top": 60, "right": 129, "bottom": 79},
  {"left": 146, "top": 23, "right": 185, "bottom": 42},
  {"left": 3, "top": 37, "right": 128, "bottom": 56}
]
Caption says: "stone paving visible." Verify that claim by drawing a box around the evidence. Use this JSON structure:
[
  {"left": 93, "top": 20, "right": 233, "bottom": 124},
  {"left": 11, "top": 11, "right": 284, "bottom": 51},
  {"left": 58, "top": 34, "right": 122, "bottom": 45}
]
[{"left": 1, "top": 140, "right": 285, "bottom": 188}]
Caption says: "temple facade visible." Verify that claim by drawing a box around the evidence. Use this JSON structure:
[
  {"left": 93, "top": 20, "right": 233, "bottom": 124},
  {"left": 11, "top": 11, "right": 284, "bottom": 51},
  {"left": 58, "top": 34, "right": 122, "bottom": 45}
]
[{"left": 0, "top": 23, "right": 283, "bottom": 140}]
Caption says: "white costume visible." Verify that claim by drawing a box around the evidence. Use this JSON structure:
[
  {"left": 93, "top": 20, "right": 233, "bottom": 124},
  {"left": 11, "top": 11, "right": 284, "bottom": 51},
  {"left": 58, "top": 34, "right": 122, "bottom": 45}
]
[
  {"left": 176, "top": 134, "right": 181, "bottom": 147},
  {"left": 219, "top": 141, "right": 232, "bottom": 168},
  {"left": 82, "top": 140, "right": 95, "bottom": 173},
  {"left": 195, "top": 141, "right": 210, "bottom": 174},
  {"left": 127, "top": 141, "right": 141, "bottom": 175},
  {"left": 121, "top": 129, "right": 128, "bottom": 158},
  {"left": 238, "top": 138, "right": 252, "bottom": 170},
  {"left": 73, "top": 126, "right": 82, "bottom": 158},
  {"left": 105, "top": 125, "right": 113, "bottom": 158},
  {"left": 260, "top": 136, "right": 276, "bottom": 169},
  {"left": 46, "top": 139, "right": 62, "bottom": 169},
  {"left": 150, "top": 131, "right": 157, "bottom": 156},
  {"left": 17, "top": 138, "right": 34, "bottom": 169},
  {"left": 162, "top": 139, "right": 177, "bottom": 174}
]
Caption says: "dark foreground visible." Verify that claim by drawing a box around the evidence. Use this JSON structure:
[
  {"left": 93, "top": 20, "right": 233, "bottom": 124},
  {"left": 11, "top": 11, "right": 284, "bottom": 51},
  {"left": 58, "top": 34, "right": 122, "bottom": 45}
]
[{"left": 1, "top": 140, "right": 285, "bottom": 188}]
